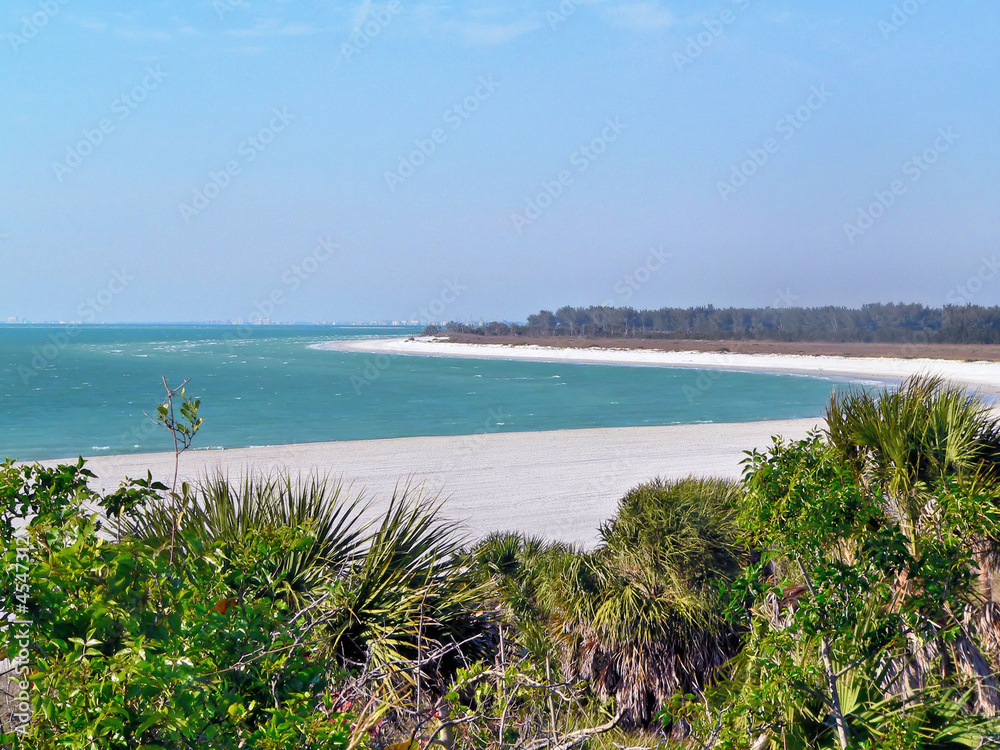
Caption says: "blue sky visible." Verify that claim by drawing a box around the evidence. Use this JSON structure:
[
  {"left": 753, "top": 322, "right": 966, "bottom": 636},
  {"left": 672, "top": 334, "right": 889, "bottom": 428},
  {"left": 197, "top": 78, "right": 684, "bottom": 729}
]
[{"left": 1, "top": 0, "right": 998, "bottom": 323}]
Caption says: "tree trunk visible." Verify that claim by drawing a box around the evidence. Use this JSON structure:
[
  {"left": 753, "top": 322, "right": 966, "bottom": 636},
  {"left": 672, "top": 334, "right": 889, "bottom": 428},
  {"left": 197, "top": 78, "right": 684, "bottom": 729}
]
[
  {"left": 797, "top": 558, "right": 851, "bottom": 749},
  {"left": 820, "top": 635, "right": 852, "bottom": 750}
]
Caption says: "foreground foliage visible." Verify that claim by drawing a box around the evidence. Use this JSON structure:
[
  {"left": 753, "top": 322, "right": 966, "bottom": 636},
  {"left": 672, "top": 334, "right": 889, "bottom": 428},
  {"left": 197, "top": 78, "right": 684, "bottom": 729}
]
[
  {"left": 1, "top": 460, "right": 354, "bottom": 749},
  {"left": 467, "top": 478, "right": 745, "bottom": 735},
  {"left": 7, "top": 375, "right": 1000, "bottom": 749},
  {"left": 682, "top": 377, "right": 1000, "bottom": 749}
]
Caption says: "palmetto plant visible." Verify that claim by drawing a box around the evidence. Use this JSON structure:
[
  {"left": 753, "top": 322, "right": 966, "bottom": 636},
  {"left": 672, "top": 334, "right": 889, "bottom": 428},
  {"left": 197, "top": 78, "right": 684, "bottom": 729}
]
[
  {"left": 330, "top": 489, "right": 491, "bottom": 690},
  {"left": 824, "top": 376, "right": 1000, "bottom": 716},
  {"left": 826, "top": 375, "right": 1000, "bottom": 552},
  {"left": 468, "top": 531, "right": 565, "bottom": 666},
  {"left": 534, "top": 477, "right": 746, "bottom": 729},
  {"left": 120, "top": 473, "right": 491, "bottom": 700},
  {"left": 122, "top": 471, "right": 368, "bottom": 606}
]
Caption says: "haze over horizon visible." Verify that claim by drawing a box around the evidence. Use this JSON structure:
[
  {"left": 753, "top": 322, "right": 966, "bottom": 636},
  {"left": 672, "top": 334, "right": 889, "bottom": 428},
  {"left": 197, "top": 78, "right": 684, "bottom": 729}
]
[{"left": 2, "top": 1, "right": 998, "bottom": 324}]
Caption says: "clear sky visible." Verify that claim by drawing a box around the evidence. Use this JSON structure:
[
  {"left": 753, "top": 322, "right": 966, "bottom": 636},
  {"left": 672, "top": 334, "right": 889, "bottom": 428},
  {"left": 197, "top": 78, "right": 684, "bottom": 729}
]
[{"left": 1, "top": 0, "right": 998, "bottom": 323}]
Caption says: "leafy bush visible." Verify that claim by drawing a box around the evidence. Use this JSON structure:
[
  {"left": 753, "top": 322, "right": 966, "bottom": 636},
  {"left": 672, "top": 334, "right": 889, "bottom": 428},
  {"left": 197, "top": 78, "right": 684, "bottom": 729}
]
[{"left": 0, "top": 459, "right": 356, "bottom": 749}]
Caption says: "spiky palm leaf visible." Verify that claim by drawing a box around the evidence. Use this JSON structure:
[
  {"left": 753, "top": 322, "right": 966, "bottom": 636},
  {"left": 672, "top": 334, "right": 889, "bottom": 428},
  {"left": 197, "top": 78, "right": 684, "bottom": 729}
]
[
  {"left": 468, "top": 531, "right": 566, "bottom": 661},
  {"left": 121, "top": 470, "right": 369, "bottom": 606},
  {"left": 826, "top": 375, "right": 1000, "bottom": 604},
  {"left": 824, "top": 376, "right": 1000, "bottom": 715},
  {"left": 826, "top": 375, "right": 1000, "bottom": 503},
  {"left": 122, "top": 474, "right": 491, "bottom": 701},
  {"left": 534, "top": 477, "right": 746, "bottom": 728},
  {"left": 326, "top": 485, "right": 491, "bottom": 696}
]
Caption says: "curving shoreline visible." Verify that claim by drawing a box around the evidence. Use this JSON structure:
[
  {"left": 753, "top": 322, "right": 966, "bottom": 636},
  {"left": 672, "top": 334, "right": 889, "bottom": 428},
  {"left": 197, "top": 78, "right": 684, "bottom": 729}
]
[
  {"left": 42, "top": 338, "right": 1000, "bottom": 545},
  {"left": 312, "top": 336, "right": 1000, "bottom": 397}
]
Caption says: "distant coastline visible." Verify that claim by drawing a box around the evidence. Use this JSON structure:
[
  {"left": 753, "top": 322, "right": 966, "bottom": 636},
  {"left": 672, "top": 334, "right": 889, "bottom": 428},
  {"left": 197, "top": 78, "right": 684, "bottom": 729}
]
[{"left": 433, "top": 332, "right": 1000, "bottom": 362}]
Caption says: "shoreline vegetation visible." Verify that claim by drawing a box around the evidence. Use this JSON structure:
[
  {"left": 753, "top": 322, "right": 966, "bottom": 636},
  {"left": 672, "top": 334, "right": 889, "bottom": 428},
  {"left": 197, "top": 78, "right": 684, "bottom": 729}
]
[
  {"left": 427, "top": 302, "right": 1000, "bottom": 346},
  {"left": 6, "top": 375, "right": 1000, "bottom": 747},
  {"left": 431, "top": 332, "right": 1000, "bottom": 363}
]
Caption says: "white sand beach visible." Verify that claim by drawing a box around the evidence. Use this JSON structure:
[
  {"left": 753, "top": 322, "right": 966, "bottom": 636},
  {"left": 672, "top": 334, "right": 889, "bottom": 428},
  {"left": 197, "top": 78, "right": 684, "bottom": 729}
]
[
  {"left": 314, "top": 336, "right": 1000, "bottom": 397},
  {"left": 57, "top": 420, "right": 817, "bottom": 547},
  {"left": 50, "top": 339, "right": 1000, "bottom": 545}
]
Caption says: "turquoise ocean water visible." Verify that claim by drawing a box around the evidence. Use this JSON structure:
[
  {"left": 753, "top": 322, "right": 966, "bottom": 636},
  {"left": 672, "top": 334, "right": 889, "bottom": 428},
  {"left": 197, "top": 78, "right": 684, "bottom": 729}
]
[{"left": 0, "top": 325, "right": 855, "bottom": 461}]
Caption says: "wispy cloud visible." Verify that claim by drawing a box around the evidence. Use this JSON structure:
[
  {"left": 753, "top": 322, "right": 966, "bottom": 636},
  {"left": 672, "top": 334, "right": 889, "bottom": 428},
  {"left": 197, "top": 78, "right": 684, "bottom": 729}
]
[
  {"left": 280, "top": 22, "right": 319, "bottom": 35},
  {"left": 447, "top": 19, "right": 541, "bottom": 45},
  {"left": 114, "top": 28, "right": 172, "bottom": 41},
  {"left": 76, "top": 18, "right": 108, "bottom": 31},
  {"left": 602, "top": 1, "right": 675, "bottom": 31},
  {"left": 227, "top": 19, "right": 322, "bottom": 37},
  {"left": 408, "top": 2, "right": 545, "bottom": 46}
]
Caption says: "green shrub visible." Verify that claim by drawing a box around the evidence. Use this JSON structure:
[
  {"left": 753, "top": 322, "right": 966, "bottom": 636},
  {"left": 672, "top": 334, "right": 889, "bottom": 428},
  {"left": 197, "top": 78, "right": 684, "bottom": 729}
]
[{"left": 0, "top": 459, "right": 356, "bottom": 749}]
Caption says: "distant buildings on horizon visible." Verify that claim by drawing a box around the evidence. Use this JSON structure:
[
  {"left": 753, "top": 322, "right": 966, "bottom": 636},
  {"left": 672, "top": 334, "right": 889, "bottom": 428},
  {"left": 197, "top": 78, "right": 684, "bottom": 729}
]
[{"left": 0, "top": 318, "right": 442, "bottom": 326}]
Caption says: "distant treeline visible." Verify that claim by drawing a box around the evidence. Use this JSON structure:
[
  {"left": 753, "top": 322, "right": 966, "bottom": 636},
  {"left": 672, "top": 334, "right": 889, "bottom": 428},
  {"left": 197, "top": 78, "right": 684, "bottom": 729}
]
[{"left": 426, "top": 303, "right": 1000, "bottom": 344}]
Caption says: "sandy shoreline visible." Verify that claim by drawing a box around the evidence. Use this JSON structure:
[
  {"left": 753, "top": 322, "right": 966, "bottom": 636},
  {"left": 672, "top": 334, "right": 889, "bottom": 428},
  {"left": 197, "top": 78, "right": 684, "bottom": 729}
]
[
  {"left": 49, "top": 420, "right": 818, "bottom": 546},
  {"left": 314, "top": 337, "right": 1000, "bottom": 397},
  {"left": 40, "top": 338, "right": 1000, "bottom": 545}
]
